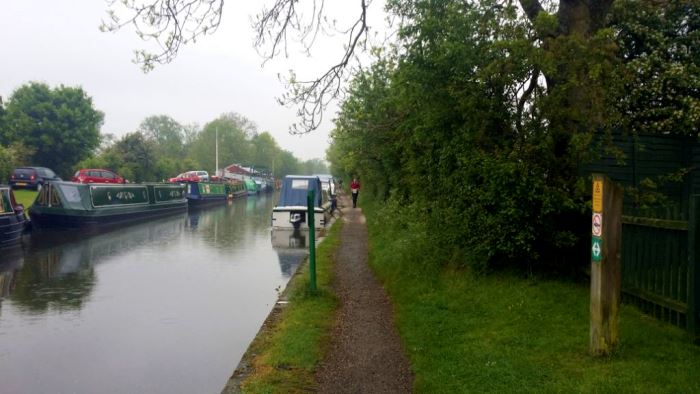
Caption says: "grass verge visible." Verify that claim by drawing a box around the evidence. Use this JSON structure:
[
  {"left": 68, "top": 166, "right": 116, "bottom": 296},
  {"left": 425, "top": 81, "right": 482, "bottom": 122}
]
[
  {"left": 13, "top": 189, "right": 37, "bottom": 208},
  {"left": 362, "top": 196, "right": 700, "bottom": 393},
  {"left": 239, "top": 220, "right": 342, "bottom": 393}
]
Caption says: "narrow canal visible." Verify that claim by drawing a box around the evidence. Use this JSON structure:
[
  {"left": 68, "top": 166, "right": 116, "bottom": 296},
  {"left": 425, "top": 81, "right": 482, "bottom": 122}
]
[{"left": 0, "top": 193, "right": 309, "bottom": 393}]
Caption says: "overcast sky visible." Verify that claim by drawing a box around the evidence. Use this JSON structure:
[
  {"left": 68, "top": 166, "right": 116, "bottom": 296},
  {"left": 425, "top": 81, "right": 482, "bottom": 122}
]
[{"left": 0, "top": 0, "right": 387, "bottom": 162}]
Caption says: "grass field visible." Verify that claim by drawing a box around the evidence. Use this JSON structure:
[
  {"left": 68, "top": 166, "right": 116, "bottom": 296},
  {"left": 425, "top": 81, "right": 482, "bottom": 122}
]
[
  {"left": 13, "top": 189, "right": 37, "bottom": 208},
  {"left": 363, "top": 196, "right": 700, "bottom": 393},
  {"left": 239, "top": 220, "right": 343, "bottom": 393}
]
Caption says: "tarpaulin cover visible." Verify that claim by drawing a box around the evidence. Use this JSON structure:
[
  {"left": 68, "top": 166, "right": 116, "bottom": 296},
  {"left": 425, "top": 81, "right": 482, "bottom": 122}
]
[{"left": 277, "top": 176, "right": 322, "bottom": 207}]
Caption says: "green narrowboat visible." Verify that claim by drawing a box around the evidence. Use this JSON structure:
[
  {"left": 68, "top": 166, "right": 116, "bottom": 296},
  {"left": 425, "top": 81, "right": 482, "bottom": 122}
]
[
  {"left": 29, "top": 182, "right": 187, "bottom": 230},
  {"left": 244, "top": 179, "right": 258, "bottom": 195},
  {"left": 225, "top": 181, "right": 248, "bottom": 199}
]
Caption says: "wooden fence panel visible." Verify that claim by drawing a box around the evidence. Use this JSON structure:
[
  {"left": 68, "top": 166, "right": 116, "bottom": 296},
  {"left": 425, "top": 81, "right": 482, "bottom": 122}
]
[
  {"left": 587, "top": 132, "right": 699, "bottom": 337},
  {"left": 689, "top": 196, "right": 699, "bottom": 337},
  {"left": 621, "top": 219, "right": 690, "bottom": 329}
]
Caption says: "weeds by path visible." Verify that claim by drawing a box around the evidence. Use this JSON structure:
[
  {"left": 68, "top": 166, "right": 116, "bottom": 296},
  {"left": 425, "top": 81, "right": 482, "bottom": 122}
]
[
  {"left": 363, "top": 196, "right": 700, "bottom": 393},
  {"left": 234, "top": 221, "right": 341, "bottom": 394}
]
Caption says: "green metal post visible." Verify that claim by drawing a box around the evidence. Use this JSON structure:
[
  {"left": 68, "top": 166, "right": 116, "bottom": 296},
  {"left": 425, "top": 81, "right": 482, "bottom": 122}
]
[{"left": 307, "top": 190, "right": 317, "bottom": 292}]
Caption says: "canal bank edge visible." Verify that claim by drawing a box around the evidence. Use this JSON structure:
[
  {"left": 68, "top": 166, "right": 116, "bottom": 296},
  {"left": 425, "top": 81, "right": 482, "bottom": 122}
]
[{"left": 221, "top": 215, "right": 341, "bottom": 393}]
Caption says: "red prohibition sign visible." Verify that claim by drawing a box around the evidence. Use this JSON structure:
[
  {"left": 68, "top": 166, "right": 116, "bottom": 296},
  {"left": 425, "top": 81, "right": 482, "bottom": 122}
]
[{"left": 592, "top": 213, "right": 602, "bottom": 237}]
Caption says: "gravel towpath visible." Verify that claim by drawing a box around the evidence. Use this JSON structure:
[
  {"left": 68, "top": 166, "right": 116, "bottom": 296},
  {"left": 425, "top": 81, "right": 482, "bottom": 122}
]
[{"left": 316, "top": 195, "right": 413, "bottom": 393}]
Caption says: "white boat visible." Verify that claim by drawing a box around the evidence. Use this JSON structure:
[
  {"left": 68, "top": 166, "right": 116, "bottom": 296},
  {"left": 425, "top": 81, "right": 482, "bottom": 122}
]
[
  {"left": 314, "top": 174, "right": 336, "bottom": 197},
  {"left": 271, "top": 176, "right": 330, "bottom": 230}
]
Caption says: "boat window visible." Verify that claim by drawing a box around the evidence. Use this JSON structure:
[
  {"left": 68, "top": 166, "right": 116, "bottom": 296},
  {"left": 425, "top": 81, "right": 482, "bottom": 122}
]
[
  {"left": 0, "top": 190, "right": 11, "bottom": 213},
  {"left": 59, "top": 184, "right": 82, "bottom": 203},
  {"left": 49, "top": 185, "right": 62, "bottom": 207},
  {"left": 35, "top": 186, "right": 48, "bottom": 206},
  {"left": 291, "top": 179, "right": 308, "bottom": 189}
]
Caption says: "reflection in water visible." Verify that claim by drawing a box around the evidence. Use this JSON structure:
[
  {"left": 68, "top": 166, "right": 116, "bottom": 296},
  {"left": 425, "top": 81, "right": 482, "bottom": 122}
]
[
  {"left": 274, "top": 248, "right": 308, "bottom": 278},
  {"left": 8, "top": 215, "right": 186, "bottom": 314},
  {"left": 0, "top": 193, "right": 301, "bottom": 394},
  {"left": 271, "top": 229, "right": 317, "bottom": 277},
  {"left": 271, "top": 228, "right": 308, "bottom": 249},
  {"left": 0, "top": 247, "right": 23, "bottom": 309}
]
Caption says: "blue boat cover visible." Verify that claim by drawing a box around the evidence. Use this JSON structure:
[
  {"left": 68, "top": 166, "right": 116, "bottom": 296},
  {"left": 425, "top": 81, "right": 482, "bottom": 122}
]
[{"left": 277, "top": 176, "right": 323, "bottom": 207}]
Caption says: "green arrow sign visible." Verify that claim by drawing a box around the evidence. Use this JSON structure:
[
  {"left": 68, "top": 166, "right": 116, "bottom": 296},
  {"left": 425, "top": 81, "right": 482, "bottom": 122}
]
[{"left": 591, "top": 236, "right": 603, "bottom": 263}]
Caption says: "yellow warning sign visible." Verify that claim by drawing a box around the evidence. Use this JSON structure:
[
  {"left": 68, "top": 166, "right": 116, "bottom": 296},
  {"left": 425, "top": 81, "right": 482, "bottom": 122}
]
[{"left": 593, "top": 180, "right": 603, "bottom": 213}]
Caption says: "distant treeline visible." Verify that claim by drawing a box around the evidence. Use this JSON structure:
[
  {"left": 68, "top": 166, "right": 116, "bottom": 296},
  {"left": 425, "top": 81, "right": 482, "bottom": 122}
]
[
  {"left": 327, "top": 1, "right": 699, "bottom": 271},
  {"left": 0, "top": 82, "right": 327, "bottom": 182}
]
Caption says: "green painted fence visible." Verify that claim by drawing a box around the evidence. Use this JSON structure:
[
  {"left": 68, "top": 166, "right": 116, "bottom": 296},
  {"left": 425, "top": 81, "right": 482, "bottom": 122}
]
[
  {"left": 621, "top": 214, "right": 695, "bottom": 334},
  {"left": 587, "top": 132, "right": 700, "bottom": 338}
]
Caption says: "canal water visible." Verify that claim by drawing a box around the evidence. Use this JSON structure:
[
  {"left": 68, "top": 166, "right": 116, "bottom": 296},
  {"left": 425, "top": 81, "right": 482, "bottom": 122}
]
[{"left": 0, "top": 193, "right": 310, "bottom": 393}]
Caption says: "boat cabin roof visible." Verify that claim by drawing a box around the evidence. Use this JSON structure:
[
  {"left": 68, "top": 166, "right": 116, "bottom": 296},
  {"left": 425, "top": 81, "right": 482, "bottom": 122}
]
[
  {"left": 277, "top": 176, "right": 323, "bottom": 207},
  {"left": 284, "top": 175, "right": 321, "bottom": 179}
]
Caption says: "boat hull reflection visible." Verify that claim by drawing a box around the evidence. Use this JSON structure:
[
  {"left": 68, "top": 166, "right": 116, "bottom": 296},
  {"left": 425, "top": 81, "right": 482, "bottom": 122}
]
[
  {"left": 271, "top": 228, "right": 323, "bottom": 249},
  {"left": 271, "top": 229, "right": 321, "bottom": 278}
]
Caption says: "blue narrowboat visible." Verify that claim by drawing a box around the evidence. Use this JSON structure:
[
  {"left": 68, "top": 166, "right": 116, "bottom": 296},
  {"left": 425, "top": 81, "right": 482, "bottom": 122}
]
[
  {"left": 0, "top": 186, "right": 27, "bottom": 248},
  {"left": 185, "top": 181, "right": 227, "bottom": 207}
]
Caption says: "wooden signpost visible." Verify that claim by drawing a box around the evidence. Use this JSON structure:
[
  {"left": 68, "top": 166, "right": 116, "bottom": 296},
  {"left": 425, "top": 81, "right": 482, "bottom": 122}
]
[{"left": 590, "top": 174, "right": 623, "bottom": 356}]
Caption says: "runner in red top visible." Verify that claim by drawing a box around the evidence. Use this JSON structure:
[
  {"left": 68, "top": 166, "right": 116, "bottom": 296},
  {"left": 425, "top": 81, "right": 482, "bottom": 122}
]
[{"left": 350, "top": 178, "right": 360, "bottom": 208}]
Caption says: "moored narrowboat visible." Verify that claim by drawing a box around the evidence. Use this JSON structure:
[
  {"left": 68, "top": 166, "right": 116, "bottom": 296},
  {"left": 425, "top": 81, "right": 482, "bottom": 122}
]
[
  {"left": 0, "top": 186, "right": 27, "bottom": 248},
  {"left": 225, "top": 181, "right": 248, "bottom": 199},
  {"left": 29, "top": 182, "right": 187, "bottom": 230},
  {"left": 185, "top": 181, "right": 227, "bottom": 207},
  {"left": 262, "top": 178, "right": 275, "bottom": 193},
  {"left": 244, "top": 179, "right": 258, "bottom": 195},
  {"left": 271, "top": 175, "right": 330, "bottom": 230}
]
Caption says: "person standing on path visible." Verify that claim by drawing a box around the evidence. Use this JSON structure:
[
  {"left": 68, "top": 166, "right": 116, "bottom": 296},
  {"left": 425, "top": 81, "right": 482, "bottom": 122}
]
[{"left": 350, "top": 177, "right": 360, "bottom": 208}]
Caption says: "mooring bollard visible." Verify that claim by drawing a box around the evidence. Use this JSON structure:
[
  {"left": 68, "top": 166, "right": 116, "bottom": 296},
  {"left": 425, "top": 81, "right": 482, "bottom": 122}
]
[{"left": 307, "top": 190, "right": 317, "bottom": 292}]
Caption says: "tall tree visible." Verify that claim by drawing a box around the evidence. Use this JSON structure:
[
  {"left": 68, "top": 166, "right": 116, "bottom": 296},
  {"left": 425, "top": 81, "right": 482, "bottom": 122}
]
[
  {"left": 274, "top": 150, "right": 301, "bottom": 178},
  {"left": 138, "top": 115, "right": 186, "bottom": 157},
  {"left": 300, "top": 158, "right": 329, "bottom": 175},
  {"left": 101, "top": 0, "right": 622, "bottom": 137},
  {"left": 250, "top": 132, "right": 279, "bottom": 171},
  {"left": 189, "top": 113, "right": 255, "bottom": 173},
  {"left": 102, "top": 0, "right": 372, "bottom": 132},
  {"left": 2, "top": 82, "right": 104, "bottom": 177},
  {"left": 112, "top": 132, "right": 158, "bottom": 182},
  {"left": 612, "top": 0, "right": 700, "bottom": 135}
]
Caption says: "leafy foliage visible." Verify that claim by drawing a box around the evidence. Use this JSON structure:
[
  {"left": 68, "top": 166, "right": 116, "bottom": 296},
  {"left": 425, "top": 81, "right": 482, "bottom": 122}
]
[
  {"left": 0, "top": 142, "right": 34, "bottom": 183},
  {"left": 362, "top": 195, "right": 700, "bottom": 393},
  {"left": 328, "top": 1, "right": 697, "bottom": 271},
  {"left": 1, "top": 82, "right": 104, "bottom": 178},
  {"left": 0, "top": 81, "right": 326, "bottom": 183},
  {"left": 612, "top": 0, "right": 700, "bottom": 135},
  {"left": 78, "top": 111, "right": 327, "bottom": 182}
]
